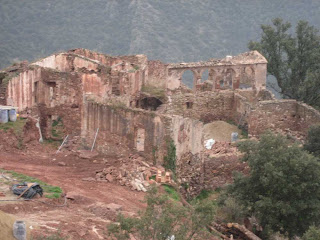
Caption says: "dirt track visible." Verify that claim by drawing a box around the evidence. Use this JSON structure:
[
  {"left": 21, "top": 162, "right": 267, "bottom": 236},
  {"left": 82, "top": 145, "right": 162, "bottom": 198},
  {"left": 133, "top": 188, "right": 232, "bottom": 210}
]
[{"left": 0, "top": 148, "right": 146, "bottom": 239}]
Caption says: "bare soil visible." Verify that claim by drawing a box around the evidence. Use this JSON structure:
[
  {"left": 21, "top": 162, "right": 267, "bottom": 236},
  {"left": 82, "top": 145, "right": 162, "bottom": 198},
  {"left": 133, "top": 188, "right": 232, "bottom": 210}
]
[
  {"left": 203, "top": 121, "right": 242, "bottom": 142},
  {"left": 0, "top": 144, "right": 146, "bottom": 239}
]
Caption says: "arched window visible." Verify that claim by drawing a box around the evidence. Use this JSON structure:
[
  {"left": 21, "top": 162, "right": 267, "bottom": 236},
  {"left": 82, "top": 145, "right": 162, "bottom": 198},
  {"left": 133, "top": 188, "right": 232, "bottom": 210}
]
[
  {"left": 181, "top": 70, "right": 194, "bottom": 89},
  {"left": 201, "top": 69, "right": 209, "bottom": 83}
]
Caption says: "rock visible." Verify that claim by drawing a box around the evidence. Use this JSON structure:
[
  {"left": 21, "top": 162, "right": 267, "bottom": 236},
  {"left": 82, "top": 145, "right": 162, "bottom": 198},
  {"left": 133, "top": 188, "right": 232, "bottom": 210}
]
[
  {"left": 79, "top": 150, "right": 99, "bottom": 159},
  {"left": 106, "top": 174, "right": 114, "bottom": 182},
  {"left": 131, "top": 182, "right": 137, "bottom": 190},
  {"left": 66, "top": 191, "right": 79, "bottom": 200},
  {"left": 77, "top": 229, "right": 87, "bottom": 237},
  {"left": 140, "top": 160, "right": 150, "bottom": 168},
  {"left": 138, "top": 183, "right": 147, "bottom": 192},
  {"left": 58, "top": 162, "right": 66, "bottom": 166},
  {"left": 143, "top": 181, "right": 150, "bottom": 187},
  {"left": 136, "top": 183, "right": 142, "bottom": 191},
  {"left": 82, "top": 177, "right": 96, "bottom": 182},
  {"left": 106, "top": 203, "right": 123, "bottom": 212}
]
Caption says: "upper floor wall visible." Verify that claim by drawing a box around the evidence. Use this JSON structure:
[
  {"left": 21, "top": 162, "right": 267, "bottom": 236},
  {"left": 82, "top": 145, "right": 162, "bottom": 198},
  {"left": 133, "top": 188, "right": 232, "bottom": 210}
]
[{"left": 165, "top": 51, "right": 267, "bottom": 92}]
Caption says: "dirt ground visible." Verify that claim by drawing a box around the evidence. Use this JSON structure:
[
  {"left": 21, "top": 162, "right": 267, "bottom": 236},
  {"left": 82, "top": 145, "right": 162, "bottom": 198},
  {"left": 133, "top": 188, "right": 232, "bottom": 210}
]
[
  {"left": 203, "top": 121, "right": 242, "bottom": 142},
  {"left": 0, "top": 144, "right": 146, "bottom": 239}
]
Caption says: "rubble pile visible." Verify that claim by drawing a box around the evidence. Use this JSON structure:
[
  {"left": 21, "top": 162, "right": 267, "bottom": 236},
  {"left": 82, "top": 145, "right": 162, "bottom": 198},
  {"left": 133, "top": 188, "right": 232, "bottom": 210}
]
[
  {"left": 94, "top": 155, "right": 172, "bottom": 192},
  {"left": 206, "top": 141, "right": 241, "bottom": 157}
]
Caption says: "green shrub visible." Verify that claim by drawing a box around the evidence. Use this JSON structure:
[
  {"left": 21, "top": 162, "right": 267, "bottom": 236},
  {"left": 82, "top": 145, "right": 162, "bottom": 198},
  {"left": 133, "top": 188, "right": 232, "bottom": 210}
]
[
  {"left": 302, "top": 226, "right": 320, "bottom": 240},
  {"left": 304, "top": 125, "right": 320, "bottom": 157},
  {"left": 163, "top": 140, "right": 176, "bottom": 175},
  {"left": 227, "top": 132, "right": 320, "bottom": 238},
  {"left": 163, "top": 184, "right": 180, "bottom": 201}
]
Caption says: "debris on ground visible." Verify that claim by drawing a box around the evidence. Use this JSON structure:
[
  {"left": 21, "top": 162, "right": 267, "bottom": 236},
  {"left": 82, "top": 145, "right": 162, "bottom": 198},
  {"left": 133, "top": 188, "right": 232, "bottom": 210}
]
[
  {"left": 11, "top": 182, "right": 43, "bottom": 199},
  {"left": 204, "top": 138, "right": 216, "bottom": 149},
  {"left": 94, "top": 154, "right": 172, "bottom": 192},
  {"left": 203, "top": 121, "right": 242, "bottom": 142},
  {"left": 0, "top": 210, "right": 20, "bottom": 240},
  {"left": 205, "top": 141, "right": 241, "bottom": 157}
]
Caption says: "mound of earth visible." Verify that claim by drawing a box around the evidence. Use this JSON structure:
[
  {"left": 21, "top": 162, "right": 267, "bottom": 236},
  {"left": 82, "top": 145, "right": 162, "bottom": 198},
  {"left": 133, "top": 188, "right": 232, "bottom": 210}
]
[
  {"left": 203, "top": 121, "right": 242, "bottom": 142},
  {"left": 0, "top": 210, "right": 19, "bottom": 240}
]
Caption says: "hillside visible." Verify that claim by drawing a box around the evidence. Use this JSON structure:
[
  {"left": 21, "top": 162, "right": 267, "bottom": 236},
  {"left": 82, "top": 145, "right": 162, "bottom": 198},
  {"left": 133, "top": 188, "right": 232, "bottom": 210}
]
[{"left": 1, "top": 0, "right": 320, "bottom": 69}]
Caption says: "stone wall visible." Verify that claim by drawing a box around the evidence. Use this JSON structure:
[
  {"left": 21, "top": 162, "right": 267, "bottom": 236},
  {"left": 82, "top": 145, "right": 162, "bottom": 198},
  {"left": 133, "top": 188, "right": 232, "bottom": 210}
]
[
  {"left": 165, "top": 90, "right": 235, "bottom": 123},
  {"left": 82, "top": 100, "right": 205, "bottom": 165},
  {"left": 146, "top": 60, "right": 167, "bottom": 88},
  {"left": 248, "top": 100, "right": 320, "bottom": 137},
  {"left": 167, "top": 51, "right": 267, "bottom": 91},
  {"left": 82, "top": 100, "right": 172, "bottom": 163},
  {"left": 170, "top": 115, "right": 204, "bottom": 162}
]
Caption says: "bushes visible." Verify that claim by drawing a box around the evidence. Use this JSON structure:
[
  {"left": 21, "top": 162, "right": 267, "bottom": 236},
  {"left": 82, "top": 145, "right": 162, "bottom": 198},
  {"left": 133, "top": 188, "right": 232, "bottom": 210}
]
[
  {"left": 107, "top": 185, "right": 216, "bottom": 240},
  {"left": 302, "top": 226, "right": 320, "bottom": 240},
  {"left": 304, "top": 125, "right": 320, "bottom": 157},
  {"left": 163, "top": 140, "right": 176, "bottom": 175},
  {"left": 224, "top": 132, "right": 320, "bottom": 238}
]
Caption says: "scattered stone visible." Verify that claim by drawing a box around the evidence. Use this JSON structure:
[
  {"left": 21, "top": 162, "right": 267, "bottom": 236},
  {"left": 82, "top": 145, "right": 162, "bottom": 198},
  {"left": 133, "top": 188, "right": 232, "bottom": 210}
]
[
  {"left": 82, "top": 177, "right": 96, "bottom": 182},
  {"left": 106, "top": 203, "right": 123, "bottom": 212},
  {"left": 94, "top": 155, "right": 172, "bottom": 192},
  {"left": 58, "top": 162, "right": 66, "bottom": 166},
  {"left": 79, "top": 150, "right": 99, "bottom": 159},
  {"left": 66, "top": 191, "right": 79, "bottom": 200},
  {"left": 106, "top": 174, "right": 114, "bottom": 182}
]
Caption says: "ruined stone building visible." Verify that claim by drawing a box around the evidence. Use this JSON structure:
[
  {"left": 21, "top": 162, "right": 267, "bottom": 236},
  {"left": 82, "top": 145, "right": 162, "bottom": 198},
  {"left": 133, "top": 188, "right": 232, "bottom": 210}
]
[{"left": 1, "top": 48, "right": 320, "bottom": 195}]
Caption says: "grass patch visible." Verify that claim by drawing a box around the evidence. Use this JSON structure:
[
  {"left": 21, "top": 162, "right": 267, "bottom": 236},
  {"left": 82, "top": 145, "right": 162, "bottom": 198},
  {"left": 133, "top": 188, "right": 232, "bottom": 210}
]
[
  {"left": 150, "top": 175, "right": 156, "bottom": 181},
  {"left": 190, "top": 189, "right": 220, "bottom": 205},
  {"left": 51, "top": 117, "right": 64, "bottom": 139},
  {"left": 31, "top": 231, "right": 68, "bottom": 240},
  {"left": 1, "top": 169, "right": 62, "bottom": 199},
  {"left": 163, "top": 184, "right": 180, "bottom": 201},
  {"left": 42, "top": 139, "right": 62, "bottom": 148},
  {"left": 141, "top": 84, "right": 166, "bottom": 101},
  {"left": 0, "top": 117, "right": 27, "bottom": 149},
  {"left": 0, "top": 117, "right": 26, "bottom": 135},
  {"left": 194, "top": 189, "right": 214, "bottom": 201}
]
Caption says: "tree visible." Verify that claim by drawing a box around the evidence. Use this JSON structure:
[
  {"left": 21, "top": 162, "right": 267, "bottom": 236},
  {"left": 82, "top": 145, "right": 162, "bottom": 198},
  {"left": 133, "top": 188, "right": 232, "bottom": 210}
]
[
  {"left": 226, "top": 133, "right": 320, "bottom": 238},
  {"left": 107, "top": 185, "right": 216, "bottom": 240},
  {"left": 304, "top": 125, "right": 320, "bottom": 158},
  {"left": 249, "top": 18, "right": 320, "bottom": 108},
  {"left": 302, "top": 226, "right": 320, "bottom": 240}
]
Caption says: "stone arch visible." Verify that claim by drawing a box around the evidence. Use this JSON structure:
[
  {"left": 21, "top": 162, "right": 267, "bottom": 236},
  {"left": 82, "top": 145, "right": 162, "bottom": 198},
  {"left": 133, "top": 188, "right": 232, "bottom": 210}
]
[
  {"left": 222, "top": 68, "right": 236, "bottom": 89},
  {"left": 240, "top": 66, "right": 255, "bottom": 89}
]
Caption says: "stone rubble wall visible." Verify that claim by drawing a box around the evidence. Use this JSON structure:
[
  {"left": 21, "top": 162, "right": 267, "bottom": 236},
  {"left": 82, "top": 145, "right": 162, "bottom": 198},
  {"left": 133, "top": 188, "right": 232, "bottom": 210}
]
[
  {"left": 164, "top": 90, "right": 235, "bottom": 123},
  {"left": 82, "top": 100, "right": 172, "bottom": 164},
  {"left": 145, "top": 60, "right": 168, "bottom": 88},
  {"left": 248, "top": 100, "right": 320, "bottom": 137}
]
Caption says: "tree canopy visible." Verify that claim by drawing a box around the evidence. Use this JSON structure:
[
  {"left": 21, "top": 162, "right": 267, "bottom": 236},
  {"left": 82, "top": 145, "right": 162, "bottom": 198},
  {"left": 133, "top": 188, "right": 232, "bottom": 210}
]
[
  {"left": 226, "top": 132, "right": 320, "bottom": 238},
  {"left": 249, "top": 18, "right": 320, "bottom": 108},
  {"left": 304, "top": 125, "right": 320, "bottom": 158},
  {"left": 107, "top": 185, "right": 216, "bottom": 240}
]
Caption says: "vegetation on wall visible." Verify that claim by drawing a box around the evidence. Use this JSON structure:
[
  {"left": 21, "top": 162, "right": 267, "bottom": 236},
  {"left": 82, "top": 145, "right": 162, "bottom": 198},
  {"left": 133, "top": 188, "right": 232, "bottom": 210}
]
[
  {"left": 163, "top": 139, "right": 176, "bottom": 175},
  {"left": 141, "top": 84, "right": 166, "bottom": 102}
]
